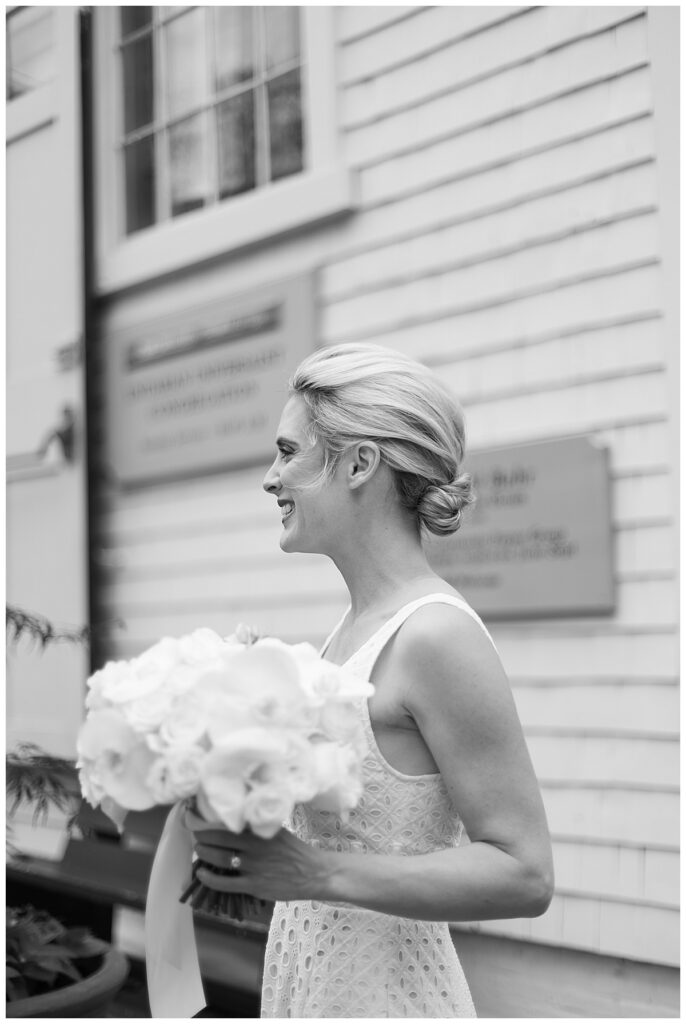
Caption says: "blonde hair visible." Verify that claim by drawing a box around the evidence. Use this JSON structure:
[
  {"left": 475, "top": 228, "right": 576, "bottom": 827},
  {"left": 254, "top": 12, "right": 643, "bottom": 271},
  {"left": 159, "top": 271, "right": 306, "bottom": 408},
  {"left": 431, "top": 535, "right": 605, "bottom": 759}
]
[{"left": 289, "top": 343, "right": 475, "bottom": 535}]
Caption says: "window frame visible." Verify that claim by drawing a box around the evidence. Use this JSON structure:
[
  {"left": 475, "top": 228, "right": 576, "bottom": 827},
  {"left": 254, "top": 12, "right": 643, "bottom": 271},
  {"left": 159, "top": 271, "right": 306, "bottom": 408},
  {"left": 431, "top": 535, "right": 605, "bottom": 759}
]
[
  {"left": 6, "top": 4, "right": 60, "bottom": 143},
  {"left": 93, "top": 6, "right": 356, "bottom": 295}
]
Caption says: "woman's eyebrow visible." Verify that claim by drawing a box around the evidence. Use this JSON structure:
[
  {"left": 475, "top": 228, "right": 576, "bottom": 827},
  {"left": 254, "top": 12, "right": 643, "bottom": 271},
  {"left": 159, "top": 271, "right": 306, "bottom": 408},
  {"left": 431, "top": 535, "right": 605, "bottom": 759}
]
[{"left": 276, "top": 436, "right": 298, "bottom": 449}]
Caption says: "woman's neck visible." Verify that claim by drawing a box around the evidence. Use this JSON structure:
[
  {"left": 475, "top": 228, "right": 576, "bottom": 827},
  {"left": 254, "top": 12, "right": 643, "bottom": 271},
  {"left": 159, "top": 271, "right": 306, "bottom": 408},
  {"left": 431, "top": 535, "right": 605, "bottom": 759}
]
[{"left": 330, "top": 517, "right": 443, "bottom": 619}]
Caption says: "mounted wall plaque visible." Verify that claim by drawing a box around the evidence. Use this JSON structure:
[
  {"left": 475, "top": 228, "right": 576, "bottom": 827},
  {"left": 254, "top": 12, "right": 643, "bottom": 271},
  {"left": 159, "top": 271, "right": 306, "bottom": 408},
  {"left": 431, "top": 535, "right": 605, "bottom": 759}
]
[
  {"left": 105, "top": 274, "right": 314, "bottom": 486},
  {"left": 425, "top": 435, "right": 615, "bottom": 618}
]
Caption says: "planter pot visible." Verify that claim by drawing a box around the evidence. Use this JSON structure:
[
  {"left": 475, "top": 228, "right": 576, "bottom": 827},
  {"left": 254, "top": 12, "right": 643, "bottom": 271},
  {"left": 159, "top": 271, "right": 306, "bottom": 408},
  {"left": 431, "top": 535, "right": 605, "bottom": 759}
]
[{"left": 6, "top": 948, "right": 130, "bottom": 1018}]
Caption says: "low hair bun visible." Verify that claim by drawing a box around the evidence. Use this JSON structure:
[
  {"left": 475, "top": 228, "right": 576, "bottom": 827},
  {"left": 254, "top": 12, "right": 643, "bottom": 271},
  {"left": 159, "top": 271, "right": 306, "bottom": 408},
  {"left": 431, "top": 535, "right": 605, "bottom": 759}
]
[{"left": 417, "top": 472, "right": 475, "bottom": 536}]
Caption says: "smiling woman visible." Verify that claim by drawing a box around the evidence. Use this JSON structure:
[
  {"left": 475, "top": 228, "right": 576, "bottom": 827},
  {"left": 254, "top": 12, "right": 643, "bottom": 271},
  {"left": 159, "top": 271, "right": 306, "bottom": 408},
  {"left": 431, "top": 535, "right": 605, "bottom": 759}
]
[{"left": 186, "top": 342, "right": 554, "bottom": 1018}]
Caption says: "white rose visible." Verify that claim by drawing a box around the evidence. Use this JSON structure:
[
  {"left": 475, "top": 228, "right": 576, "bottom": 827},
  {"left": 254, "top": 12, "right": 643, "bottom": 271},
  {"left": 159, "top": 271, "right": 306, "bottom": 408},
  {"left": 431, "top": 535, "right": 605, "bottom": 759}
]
[
  {"left": 146, "top": 745, "right": 206, "bottom": 803},
  {"left": 176, "top": 628, "right": 227, "bottom": 664},
  {"left": 162, "top": 663, "right": 209, "bottom": 697},
  {"left": 251, "top": 734, "right": 319, "bottom": 804},
  {"left": 244, "top": 784, "right": 294, "bottom": 839},
  {"left": 78, "top": 761, "right": 106, "bottom": 806},
  {"left": 77, "top": 708, "right": 157, "bottom": 810},
  {"left": 308, "top": 742, "right": 364, "bottom": 815},
  {"left": 211, "top": 644, "right": 311, "bottom": 728},
  {"left": 156, "top": 698, "right": 211, "bottom": 749},
  {"left": 309, "top": 663, "right": 375, "bottom": 704},
  {"left": 204, "top": 695, "right": 264, "bottom": 746},
  {"left": 122, "top": 687, "right": 176, "bottom": 734},
  {"left": 86, "top": 660, "right": 135, "bottom": 707},
  {"left": 316, "top": 702, "right": 364, "bottom": 748},
  {"left": 198, "top": 774, "right": 248, "bottom": 833}
]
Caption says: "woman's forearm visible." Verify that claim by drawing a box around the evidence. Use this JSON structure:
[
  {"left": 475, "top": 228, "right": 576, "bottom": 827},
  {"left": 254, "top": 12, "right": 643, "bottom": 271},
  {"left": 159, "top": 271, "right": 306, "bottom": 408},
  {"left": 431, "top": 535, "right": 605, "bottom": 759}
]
[{"left": 317, "top": 841, "right": 553, "bottom": 922}]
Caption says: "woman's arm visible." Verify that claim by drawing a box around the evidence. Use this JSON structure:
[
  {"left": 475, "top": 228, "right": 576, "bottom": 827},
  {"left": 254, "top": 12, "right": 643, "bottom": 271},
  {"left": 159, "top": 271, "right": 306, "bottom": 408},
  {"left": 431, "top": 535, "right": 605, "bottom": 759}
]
[
  {"left": 190, "top": 605, "right": 554, "bottom": 921},
  {"left": 322, "top": 604, "right": 554, "bottom": 919}
]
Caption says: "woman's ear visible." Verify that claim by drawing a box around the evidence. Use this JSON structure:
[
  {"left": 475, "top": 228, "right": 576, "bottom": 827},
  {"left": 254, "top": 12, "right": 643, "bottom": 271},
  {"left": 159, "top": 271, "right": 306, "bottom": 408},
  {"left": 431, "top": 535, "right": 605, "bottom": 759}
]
[{"left": 347, "top": 442, "right": 382, "bottom": 489}]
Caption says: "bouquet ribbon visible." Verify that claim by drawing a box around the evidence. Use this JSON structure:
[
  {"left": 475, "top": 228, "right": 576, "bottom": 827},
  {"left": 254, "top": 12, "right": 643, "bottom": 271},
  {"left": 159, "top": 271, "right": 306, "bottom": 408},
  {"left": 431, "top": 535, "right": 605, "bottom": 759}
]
[{"left": 145, "top": 802, "right": 206, "bottom": 1018}]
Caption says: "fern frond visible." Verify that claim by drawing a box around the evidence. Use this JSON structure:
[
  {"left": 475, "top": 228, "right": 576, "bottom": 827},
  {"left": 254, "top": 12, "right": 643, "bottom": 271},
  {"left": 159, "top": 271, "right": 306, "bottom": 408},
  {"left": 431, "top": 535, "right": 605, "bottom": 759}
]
[
  {"left": 6, "top": 744, "right": 79, "bottom": 825},
  {"left": 6, "top": 606, "right": 90, "bottom": 650}
]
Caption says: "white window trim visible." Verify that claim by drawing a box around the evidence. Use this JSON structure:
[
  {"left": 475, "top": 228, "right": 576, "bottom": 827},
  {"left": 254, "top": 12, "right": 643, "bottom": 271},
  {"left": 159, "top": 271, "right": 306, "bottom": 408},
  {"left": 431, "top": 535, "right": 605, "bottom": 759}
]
[{"left": 92, "top": 7, "right": 357, "bottom": 296}]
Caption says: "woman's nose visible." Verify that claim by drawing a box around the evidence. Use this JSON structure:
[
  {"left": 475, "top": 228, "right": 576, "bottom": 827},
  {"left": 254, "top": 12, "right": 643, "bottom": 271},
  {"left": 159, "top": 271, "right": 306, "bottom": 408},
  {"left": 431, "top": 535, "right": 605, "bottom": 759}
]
[{"left": 263, "top": 460, "right": 280, "bottom": 494}]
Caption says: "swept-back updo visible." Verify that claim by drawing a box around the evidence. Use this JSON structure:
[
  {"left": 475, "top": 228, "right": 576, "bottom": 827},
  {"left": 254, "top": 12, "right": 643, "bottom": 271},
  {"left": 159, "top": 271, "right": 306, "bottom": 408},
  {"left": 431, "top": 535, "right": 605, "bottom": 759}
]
[{"left": 289, "top": 343, "right": 475, "bottom": 536}]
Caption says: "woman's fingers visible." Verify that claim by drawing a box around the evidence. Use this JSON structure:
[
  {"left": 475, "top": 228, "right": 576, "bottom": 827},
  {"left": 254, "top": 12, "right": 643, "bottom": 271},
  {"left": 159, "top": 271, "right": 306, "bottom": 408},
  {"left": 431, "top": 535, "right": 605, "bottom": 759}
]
[
  {"left": 196, "top": 842, "right": 247, "bottom": 870},
  {"left": 196, "top": 866, "right": 248, "bottom": 893}
]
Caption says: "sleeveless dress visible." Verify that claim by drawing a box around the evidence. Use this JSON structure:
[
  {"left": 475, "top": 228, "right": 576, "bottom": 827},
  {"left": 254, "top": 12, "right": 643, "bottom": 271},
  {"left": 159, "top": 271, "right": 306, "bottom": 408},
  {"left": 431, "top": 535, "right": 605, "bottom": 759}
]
[{"left": 261, "top": 594, "right": 491, "bottom": 1018}]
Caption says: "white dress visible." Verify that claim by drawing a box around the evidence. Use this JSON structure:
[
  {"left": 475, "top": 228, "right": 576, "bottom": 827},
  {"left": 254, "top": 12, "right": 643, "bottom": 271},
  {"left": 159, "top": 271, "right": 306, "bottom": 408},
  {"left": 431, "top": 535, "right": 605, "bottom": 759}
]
[{"left": 261, "top": 594, "right": 490, "bottom": 1018}]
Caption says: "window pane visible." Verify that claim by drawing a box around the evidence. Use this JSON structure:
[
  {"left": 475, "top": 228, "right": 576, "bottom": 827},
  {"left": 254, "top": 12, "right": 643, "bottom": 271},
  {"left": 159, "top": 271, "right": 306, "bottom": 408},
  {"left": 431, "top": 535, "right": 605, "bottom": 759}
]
[
  {"left": 120, "top": 7, "right": 152, "bottom": 39},
  {"left": 122, "top": 36, "right": 154, "bottom": 133},
  {"left": 217, "top": 91, "right": 255, "bottom": 198},
  {"left": 264, "top": 7, "right": 300, "bottom": 71},
  {"left": 169, "top": 114, "right": 208, "bottom": 217},
  {"left": 124, "top": 136, "right": 156, "bottom": 234},
  {"left": 6, "top": 7, "right": 54, "bottom": 100},
  {"left": 214, "top": 7, "right": 253, "bottom": 92},
  {"left": 165, "top": 9, "right": 205, "bottom": 119},
  {"left": 268, "top": 70, "right": 303, "bottom": 181}
]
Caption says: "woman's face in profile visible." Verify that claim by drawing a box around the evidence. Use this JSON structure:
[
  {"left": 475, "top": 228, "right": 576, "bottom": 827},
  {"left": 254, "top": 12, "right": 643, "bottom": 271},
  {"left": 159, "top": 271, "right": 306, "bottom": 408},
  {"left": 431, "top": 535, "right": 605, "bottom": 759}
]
[{"left": 263, "top": 395, "right": 342, "bottom": 555}]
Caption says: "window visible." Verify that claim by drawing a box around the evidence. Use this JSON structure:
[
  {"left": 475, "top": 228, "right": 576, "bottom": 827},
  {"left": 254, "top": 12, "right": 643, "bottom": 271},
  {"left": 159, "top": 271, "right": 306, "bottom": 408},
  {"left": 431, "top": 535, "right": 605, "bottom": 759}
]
[
  {"left": 119, "top": 6, "right": 305, "bottom": 235},
  {"left": 6, "top": 6, "right": 54, "bottom": 101},
  {"left": 93, "top": 6, "right": 354, "bottom": 293}
]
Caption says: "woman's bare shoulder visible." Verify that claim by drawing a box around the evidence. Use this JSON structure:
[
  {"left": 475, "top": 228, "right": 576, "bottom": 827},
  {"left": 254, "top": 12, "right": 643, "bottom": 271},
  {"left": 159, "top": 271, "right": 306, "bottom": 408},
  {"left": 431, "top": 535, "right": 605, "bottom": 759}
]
[{"left": 391, "top": 598, "right": 507, "bottom": 706}]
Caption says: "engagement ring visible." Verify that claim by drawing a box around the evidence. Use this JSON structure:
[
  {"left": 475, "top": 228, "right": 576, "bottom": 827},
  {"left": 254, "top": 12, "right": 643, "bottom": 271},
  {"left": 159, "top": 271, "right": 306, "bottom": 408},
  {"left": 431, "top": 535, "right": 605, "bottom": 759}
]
[{"left": 229, "top": 853, "right": 242, "bottom": 871}]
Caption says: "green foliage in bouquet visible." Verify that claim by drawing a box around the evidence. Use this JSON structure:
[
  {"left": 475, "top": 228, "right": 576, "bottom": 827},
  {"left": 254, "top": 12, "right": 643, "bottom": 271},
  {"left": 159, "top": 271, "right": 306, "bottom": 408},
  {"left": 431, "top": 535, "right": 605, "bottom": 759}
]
[{"left": 6, "top": 906, "right": 110, "bottom": 1002}]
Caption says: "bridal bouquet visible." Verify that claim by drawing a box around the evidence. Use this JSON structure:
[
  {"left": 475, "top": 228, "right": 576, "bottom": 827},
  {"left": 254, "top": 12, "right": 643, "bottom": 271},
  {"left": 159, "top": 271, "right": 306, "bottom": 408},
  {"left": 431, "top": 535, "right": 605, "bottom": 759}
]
[{"left": 76, "top": 624, "right": 373, "bottom": 919}]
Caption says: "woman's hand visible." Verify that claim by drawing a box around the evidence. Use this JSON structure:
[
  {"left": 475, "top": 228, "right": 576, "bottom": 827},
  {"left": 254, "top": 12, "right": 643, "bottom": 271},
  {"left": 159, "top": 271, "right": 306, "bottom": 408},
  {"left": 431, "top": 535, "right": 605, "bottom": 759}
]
[{"left": 183, "top": 808, "right": 337, "bottom": 903}]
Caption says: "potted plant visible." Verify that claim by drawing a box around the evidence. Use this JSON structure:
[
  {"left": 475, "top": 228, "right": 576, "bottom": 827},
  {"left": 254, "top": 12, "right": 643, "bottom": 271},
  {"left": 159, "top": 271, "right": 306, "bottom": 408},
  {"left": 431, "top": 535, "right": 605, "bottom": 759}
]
[
  {"left": 6, "top": 607, "right": 129, "bottom": 1017},
  {"left": 6, "top": 905, "right": 129, "bottom": 1018}
]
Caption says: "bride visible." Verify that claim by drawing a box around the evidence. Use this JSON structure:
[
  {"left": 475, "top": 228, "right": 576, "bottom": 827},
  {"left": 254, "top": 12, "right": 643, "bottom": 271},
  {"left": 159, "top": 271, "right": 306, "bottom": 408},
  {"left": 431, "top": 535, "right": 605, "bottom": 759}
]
[{"left": 185, "top": 342, "right": 554, "bottom": 1018}]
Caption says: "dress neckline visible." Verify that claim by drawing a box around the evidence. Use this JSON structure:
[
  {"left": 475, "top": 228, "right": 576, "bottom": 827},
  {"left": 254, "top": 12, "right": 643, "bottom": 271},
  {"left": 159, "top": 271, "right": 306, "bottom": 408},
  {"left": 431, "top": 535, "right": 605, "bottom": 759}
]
[{"left": 319, "top": 591, "right": 474, "bottom": 667}]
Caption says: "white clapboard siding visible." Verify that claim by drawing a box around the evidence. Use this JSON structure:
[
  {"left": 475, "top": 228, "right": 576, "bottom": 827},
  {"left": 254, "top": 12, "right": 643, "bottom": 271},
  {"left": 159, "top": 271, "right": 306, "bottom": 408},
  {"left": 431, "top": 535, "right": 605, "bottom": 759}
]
[
  {"left": 543, "top": 896, "right": 678, "bottom": 967},
  {"left": 322, "top": 214, "right": 659, "bottom": 342},
  {"left": 542, "top": 786, "right": 678, "bottom": 848},
  {"left": 339, "top": 6, "right": 527, "bottom": 83},
  {"left": 333, "top": 116, "right": 655, "bottom": 261},
  {"left": 595, "top": 421, "right": 671, "bottom": 474},
  {"left": 345, "top": 17, "right": 648, "bottom": 166},
  {"left": 462, "top": 371, "right": 667, "bottom": 449},
  {"left": 342, "top": 8, "right": 644, "bottom": 123},
  {"left": 102, "top": 559, "right": 344, "bottom": 609},
  {"left": 552, "top": 841, "right": 679, "bottom": 907},
  {"left": 438, "top": 319, "right": 664, "bottom": 406},
  {"left": 526, "top": 734, "right": 678, "bottom": 789},
  {"left": 615, "top": 523, "right": 675, "bottom": 577},
  {"left": 490, "top": 628, "right": 677, "bottom": 681},
  {"left": 326, "top": 264, "right": 662, "bottom": 358},
  {"left": 96, "top": 485, "right": 274, "bottom": 540},
  {"left": 464, "top": 894, "right": 679, "bottom": 967},
  {"left": 336, "top": 6, "right": 420, "bottom": 45},
  {"left": 612, "top": 470, "right": 673, "bottom": 525},
  {"left": 357, "top": 67, "right": 652, "bottom": 208},
  {"left": 512, "top": 680, "right": 678, "bottom": 736},
  {"left": 322, "top": 162, "right": 658, "bottom": 300}
]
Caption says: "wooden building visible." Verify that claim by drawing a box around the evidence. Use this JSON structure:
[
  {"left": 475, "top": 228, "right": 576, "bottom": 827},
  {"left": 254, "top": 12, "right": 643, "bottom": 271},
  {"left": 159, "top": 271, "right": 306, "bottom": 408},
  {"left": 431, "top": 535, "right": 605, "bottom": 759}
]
[{"left": 6, "top": 6, "right": 679, "bottom": 1017}]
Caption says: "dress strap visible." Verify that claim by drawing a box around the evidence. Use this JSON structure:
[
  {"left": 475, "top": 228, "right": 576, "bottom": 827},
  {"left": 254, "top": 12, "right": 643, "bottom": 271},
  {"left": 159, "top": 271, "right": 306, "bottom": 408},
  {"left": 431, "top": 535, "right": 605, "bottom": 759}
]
[
  {"left": 350, "top": 593, "right": 497, "bottom": 680},
  {"left": 319, "top": 607, "right": 351, "bottom": 657}
]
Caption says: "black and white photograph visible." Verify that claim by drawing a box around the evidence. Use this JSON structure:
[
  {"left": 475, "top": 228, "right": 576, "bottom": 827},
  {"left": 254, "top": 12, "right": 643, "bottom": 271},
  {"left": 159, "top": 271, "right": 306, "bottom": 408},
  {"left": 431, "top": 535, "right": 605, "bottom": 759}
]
[{"left": 5, "top": 5, "right": 679, "bottom": 1019}]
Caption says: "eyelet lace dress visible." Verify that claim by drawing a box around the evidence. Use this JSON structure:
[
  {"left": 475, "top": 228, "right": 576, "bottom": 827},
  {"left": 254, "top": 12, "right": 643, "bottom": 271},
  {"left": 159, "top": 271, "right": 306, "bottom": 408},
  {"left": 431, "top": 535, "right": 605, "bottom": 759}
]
[{"left": 261, "top": 594, "right": 489, "bottom": 1018}]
